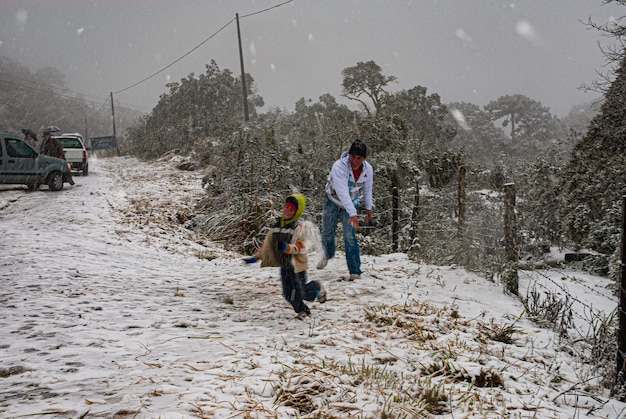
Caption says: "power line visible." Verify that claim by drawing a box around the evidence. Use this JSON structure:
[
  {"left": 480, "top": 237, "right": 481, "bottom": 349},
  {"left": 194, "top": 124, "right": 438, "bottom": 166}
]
[
  {"left": 240, "top": 0, "right": 293, "bottom": 18},
  {"left": 0, "top": 76, "right": 145, "bottom": 116},
  {"left": 0, "top": 72, "right": 124, "bottom": 110},
  {"left": 113, "top": 0, "right": 293, "bottom": 95},
  {"left": 0, "top": 77, "right": 104, "bottom": 108},
  {"left": 113, "top": 19, "right": 234, "bottom": 95}
]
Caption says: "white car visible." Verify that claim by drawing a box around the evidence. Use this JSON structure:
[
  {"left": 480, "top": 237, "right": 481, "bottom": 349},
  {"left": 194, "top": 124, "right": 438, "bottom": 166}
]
[{"left": 55, "top": 133, "right": 89, "bottom": 176}]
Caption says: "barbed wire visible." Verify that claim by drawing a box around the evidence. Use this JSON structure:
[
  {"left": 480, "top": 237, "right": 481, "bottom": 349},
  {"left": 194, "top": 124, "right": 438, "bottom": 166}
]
[{"left": 520, "top": 268, "right": 616, "bottom": 332}]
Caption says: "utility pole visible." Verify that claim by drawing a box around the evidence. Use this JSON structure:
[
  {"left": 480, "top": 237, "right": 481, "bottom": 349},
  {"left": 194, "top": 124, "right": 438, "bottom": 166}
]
[
  {"left": 236, "top": 13, "right": 249, "bottom": 122},
  {"left": 84, "top": 118, "right": 88, "bottom": 145},
  {"left": 110, "top": 92, "right": 117, "bottom": 137}
]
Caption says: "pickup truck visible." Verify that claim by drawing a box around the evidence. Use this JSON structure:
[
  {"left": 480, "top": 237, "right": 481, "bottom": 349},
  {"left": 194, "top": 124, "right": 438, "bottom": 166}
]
[
  {"left": 0, "top": 131, "right": 73, "bottom": 191},
  {"left": 55, "top": 133, "right": 89, "bottom": 176}
]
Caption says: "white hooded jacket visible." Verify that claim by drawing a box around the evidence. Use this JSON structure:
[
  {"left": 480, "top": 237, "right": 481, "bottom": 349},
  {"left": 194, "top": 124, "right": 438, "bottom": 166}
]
[{"left": 324, "top": 151, "right": 373, "bottom": 217}]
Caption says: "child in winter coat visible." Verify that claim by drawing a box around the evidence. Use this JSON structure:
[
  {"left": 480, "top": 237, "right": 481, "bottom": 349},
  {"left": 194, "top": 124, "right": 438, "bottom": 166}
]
[{"left": 244, "top": 193, "right": 326, "bottom": 320}]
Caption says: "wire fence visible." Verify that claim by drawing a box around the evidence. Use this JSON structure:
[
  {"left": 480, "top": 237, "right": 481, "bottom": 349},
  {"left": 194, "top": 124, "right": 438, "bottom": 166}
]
[{"left": 348, "top": 168, "right": 510, "bottom": 280}]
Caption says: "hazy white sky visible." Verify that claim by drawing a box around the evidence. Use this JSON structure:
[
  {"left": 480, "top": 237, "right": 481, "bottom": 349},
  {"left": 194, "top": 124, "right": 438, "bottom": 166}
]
[{"left": 0, "top": 0, "right": 623, "bottom": 117}]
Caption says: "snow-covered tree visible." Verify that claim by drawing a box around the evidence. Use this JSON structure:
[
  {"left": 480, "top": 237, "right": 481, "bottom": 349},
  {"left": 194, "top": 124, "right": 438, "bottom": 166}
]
[
  {"left": 559, "top": 52, "right": 626, "bottom": 276},
  {"left": 125, "top": 60, "right": 261, "bottom": 159},
  {"left": 341, "top": 60, "right": 397, "bottom": 117},
  {"left": 484, "top": 94, "right": 558, "bottom": 161}
]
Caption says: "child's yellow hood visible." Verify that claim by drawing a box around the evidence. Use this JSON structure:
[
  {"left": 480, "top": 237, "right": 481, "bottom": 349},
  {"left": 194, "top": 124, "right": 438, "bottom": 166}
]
[{"left": 281, "top": 193, "right": 306, "bottom": 227}]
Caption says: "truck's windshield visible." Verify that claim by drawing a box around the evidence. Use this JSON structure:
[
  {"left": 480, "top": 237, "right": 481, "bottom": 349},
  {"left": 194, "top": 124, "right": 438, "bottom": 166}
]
[{"left": 59, "top": 138, "right": 83, "bottom": 149}]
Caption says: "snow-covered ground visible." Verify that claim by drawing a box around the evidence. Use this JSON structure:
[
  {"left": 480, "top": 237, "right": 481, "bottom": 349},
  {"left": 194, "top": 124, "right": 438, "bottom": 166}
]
[{"left": 0, "top": 156, "right": 624, "bottom": 418}]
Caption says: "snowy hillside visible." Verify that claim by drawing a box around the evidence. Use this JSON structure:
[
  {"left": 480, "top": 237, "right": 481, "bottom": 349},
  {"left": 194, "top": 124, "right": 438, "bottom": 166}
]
[{"left": 0, "top": 155, "right": 623, "bottom": 418}]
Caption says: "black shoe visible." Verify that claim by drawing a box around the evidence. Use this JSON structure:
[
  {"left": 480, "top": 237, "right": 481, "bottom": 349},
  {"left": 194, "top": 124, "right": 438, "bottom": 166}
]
[
  {"left": 69, "top": 180, "right": 75, "bottom": 185},
  {"left": 296, "top": 305, "right": 311, "bottom": 320}
]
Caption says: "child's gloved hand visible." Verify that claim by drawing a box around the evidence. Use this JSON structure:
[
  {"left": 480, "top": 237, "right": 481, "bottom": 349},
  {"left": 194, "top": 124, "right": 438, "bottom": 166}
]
[
  {"left": 243, "top": 256, "right": 258, "bottom": 264},
  {"left": 279, "top": 242, "right": 288, "bottom": 253}
]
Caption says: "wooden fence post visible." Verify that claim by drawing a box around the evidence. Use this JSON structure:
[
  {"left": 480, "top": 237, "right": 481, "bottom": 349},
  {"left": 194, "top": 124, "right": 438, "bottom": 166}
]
[
  {"left": 503, "top": 183, "right": 519, "bottom": 295},
  {"left": 458, "top": 166, "right": 466, "bottom": 235},
  {"left": 392, "top": 186, "right": 399, "bottom": 252},
  {"left": 409, "top": 177, "right": 420, "bottom": 248}
]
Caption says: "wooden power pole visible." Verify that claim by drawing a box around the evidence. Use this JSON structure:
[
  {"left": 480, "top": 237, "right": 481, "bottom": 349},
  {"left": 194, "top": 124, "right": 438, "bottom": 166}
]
[
  {"left": 236, "top": 13, "right": 249, "bottom": 122},
  {"left": 110, "top": 92, "right": 117, "bottom": 137}
]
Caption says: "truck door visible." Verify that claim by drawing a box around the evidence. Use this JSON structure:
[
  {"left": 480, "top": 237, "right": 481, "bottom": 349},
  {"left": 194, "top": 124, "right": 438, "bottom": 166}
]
[{"left": 1, "top": 137, "right": 39, "bottom": 183}]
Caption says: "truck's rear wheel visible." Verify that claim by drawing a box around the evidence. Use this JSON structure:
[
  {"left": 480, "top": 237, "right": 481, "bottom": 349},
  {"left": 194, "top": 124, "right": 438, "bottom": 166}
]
[{"left": 48, "top": 171, "right": 64, "bottom": 191}]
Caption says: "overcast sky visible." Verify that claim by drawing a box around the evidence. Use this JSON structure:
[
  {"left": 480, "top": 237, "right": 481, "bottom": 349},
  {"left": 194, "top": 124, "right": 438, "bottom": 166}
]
[{"left": 0, "top": 0, "right": 623, "bottom": 117}]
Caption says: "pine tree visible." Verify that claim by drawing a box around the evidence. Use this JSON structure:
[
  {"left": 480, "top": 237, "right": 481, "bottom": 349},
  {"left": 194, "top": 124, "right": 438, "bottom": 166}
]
[{"left": 559, "top": 52, "right": 626, "bottom": 270}]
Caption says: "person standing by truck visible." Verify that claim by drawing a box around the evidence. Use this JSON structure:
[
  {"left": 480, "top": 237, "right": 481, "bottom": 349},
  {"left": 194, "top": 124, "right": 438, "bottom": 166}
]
[
  {"left": 40, "top": 126, "right": 63, "bottom": 158},
  {"left": 41, "top": 126, "right": 75, "bottom": 185},
  {"left": 21, "top": 128, "right": 38, "bottom": 150}
]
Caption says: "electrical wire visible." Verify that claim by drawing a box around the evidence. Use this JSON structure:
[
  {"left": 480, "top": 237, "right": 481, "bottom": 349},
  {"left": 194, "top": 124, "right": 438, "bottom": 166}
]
[
  {"left": 113, "top": 19, "right": 234, "bottom": 95},
  {"left": 0, "top": 77, "right": 104, "bottom": 108},
  {"left": 0, "top": 75, "right": 147, "bottom": 115},
  {"left": 113, "top": 0, "right": 293, "bottom": 95},
  {"left": 239, "top": 0, "right": 293, "bottom": 18}
]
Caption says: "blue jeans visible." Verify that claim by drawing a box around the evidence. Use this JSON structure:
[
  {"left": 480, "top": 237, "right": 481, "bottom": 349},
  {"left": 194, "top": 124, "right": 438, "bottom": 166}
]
[
  {"left": 320, "top": 194, "right": 361, "bottom": 275},
  {"left": 280, "top": 267, "right": 320, "bottom": 313}
]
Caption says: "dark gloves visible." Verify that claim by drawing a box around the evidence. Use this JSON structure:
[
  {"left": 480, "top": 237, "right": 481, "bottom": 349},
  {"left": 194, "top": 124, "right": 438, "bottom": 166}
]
[
  {"left": 279, "top": 242, "right": 288, "bottom": 253},
  {"left": 243, "top": 256, "right": 258, "bottom": 264}
]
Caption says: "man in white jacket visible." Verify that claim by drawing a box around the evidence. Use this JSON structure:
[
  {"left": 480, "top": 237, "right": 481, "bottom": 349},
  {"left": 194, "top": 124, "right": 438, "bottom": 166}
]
[{"left": 317, "top": 139, "right": 373, "bottom": 280}]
